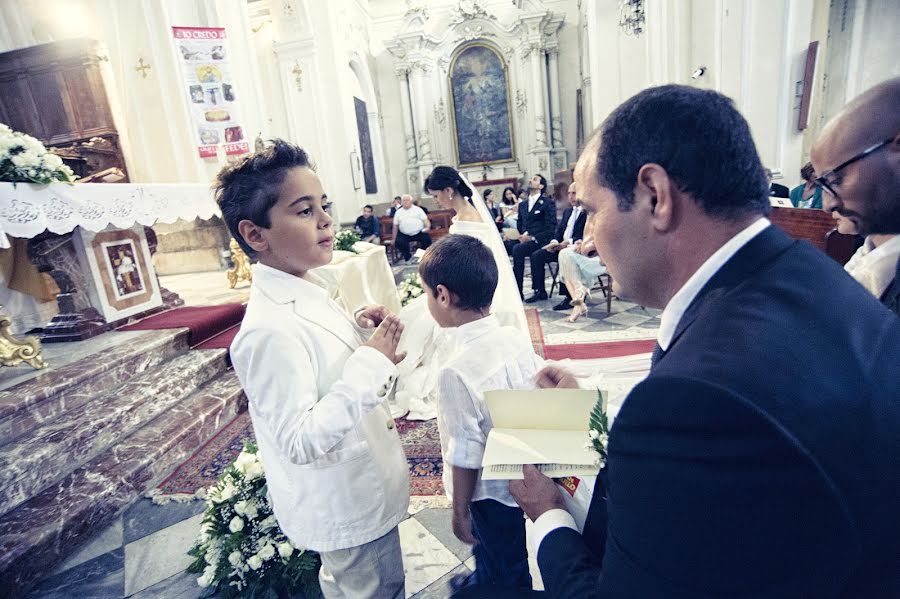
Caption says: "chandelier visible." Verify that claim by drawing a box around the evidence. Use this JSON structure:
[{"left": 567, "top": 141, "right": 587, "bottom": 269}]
[{"left": 618, "top": 0, "right": 645, "bottom": 36}]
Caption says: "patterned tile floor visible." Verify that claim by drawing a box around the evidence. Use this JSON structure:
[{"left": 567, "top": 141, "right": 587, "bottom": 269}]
[{"left": 25, "top": 264, "right": 659, "bottom": 597}]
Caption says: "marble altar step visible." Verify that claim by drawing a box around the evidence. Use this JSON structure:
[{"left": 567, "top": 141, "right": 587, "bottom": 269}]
[
  {"left": 0, "top": 328, "right": 191, "bottom": 447},
  {"left": 0, "top": 347, "right": 229, "bottom": 517},
  {"left": 0, "top": 370, "right": 246, "bottom": 597}
]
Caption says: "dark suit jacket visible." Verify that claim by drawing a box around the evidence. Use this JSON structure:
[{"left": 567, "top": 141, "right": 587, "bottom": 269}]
[
  {"left": 517, "top": 194, "right": 557, "bottom": 245},
  {"left": 538, "top": 225, "right": 900, "bottom": 598},
  {"left": 879, "top": 256, "right": 900, "bottom": 315},
  {"left": 555, "top": 206, "right": 587, "bottom": 244}
]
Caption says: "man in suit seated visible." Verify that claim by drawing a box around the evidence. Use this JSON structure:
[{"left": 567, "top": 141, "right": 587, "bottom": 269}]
[
  {"left": 504, "top": 174, "right": 557, "bottom": 299},
  {"left": 527, "top": 182, "right": 587, "bottom": 308},
  {"left": 811, "top": 76, "right": 900, "bottom": 314},
  {"left": 455, "top": 84, "right": 900, "bottom": 598}
]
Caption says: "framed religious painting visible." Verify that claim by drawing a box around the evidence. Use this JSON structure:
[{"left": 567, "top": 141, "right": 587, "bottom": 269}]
[
  {"left": 448, "top": 43, "right": 515, "bottom": 167},
  {"left": 73, "top": 225, "right": 162, "bottom": 321}
]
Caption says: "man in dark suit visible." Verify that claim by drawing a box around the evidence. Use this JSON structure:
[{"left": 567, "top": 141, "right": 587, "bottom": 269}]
[
  {"left": 506, "top": 173, "right": 557, "bottom": 299},
  {"left": 811, "top": 77, "right": 900, "bottom": 314},
  {"left": 527, "top": 182, "right": 587, "bottom": 307},
  {"left": 455, "top": 85, "right": 900, "bottom": 598}
]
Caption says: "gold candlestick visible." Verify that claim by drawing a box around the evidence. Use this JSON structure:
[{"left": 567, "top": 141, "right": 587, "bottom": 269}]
[{"left": 226, "top": 239, "right": 253, "bottom": 289}]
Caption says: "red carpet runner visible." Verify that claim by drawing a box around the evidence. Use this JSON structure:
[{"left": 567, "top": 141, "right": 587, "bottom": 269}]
[{"left": 119, "top": 304, "right": 245, "bottom": 348}]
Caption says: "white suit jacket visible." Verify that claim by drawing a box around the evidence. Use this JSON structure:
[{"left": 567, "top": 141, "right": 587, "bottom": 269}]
[{"left": 230, "top": 263, "right": 409, "bottom": 551}]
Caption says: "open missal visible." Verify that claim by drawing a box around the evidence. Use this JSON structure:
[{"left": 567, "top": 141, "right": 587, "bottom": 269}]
[{"left": 481, "top": 388, "right": 606, "bottom": 480}]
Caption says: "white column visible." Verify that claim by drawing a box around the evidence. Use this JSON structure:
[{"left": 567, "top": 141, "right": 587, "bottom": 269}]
[
  {"left": 396, "top": 67, "right": 418, "bottom": 169},
  {"left": 529, "top": 44, "right": 549, "bottom": 149},
  {"left": 408, "top": 60, "right": 435, "bottom": 184},
  {"left": 548, "top": 48, "right": 563, "bottom": 149}
]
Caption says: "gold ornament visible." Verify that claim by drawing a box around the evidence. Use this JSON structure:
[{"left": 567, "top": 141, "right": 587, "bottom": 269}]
[{"left": 0, "top": 309, "right": 47, "bottom": 370}]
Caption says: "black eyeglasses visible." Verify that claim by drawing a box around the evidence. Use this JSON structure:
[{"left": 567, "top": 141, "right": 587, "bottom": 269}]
[{"left": 813, "top": 138, "right": 894, "bottom": 198}]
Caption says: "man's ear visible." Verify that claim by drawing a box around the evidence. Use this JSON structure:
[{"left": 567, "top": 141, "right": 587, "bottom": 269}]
[
  {"left": 238, "top": 219, "right": 269, "bottom": 254},
  {"left": 636, "top": 163, "right": 676, "bottom": 232}
]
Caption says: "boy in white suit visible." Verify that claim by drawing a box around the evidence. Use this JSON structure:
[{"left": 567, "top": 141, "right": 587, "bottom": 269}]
[{"left": 217, "top": 140, "right": 410, "bottom": 598}]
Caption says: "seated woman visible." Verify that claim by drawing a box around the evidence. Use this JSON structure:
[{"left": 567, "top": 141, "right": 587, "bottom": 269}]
[
  {"left": 500, "top": 186, "right": 519, "bottom": 236},
  {"left": 558, "top": 213, "right": 606, "bottom": 323},
  {"left": 789, "top": 162, "right": 823, "bottom": 209}
]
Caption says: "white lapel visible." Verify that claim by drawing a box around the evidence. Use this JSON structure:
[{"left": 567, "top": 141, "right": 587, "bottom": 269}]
[{"left": 252, "top": 264, "right": 360, "bottom": 351}]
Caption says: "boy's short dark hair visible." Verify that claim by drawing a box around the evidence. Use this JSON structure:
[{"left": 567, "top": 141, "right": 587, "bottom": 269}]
[
  {"left": 418, "top": 236, "right": 497, "bottom": 312},
  {"left": 215, "top": 139, "right": 311, "bottom": 256},
  {"left": 535, "top": 174, "right": 547, "bottom": 193},
  {"left": 364, "top": 204, "right": 373, "bottom": 211}
]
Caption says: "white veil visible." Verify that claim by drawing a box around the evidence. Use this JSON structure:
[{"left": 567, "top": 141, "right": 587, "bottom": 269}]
[{"left": 458, "top": 172, "right": 529, "bottom": 334}]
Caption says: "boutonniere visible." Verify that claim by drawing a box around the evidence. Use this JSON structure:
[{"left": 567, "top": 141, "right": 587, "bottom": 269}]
[{"left": 586, "top": 390, "right": 609, "bottom": 469}]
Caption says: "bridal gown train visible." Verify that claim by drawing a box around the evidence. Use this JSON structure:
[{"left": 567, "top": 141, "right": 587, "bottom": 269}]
[{"left": 390, "top": 217, "right": 528, "bottom": 420}]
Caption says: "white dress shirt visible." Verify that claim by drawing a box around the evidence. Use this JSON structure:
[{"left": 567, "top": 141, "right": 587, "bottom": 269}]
[
  {"left": 844, "top": 235, "right": 900, "bottom": 298},
  {"left": 531, "top": 217, "right": 772, "bottom": 553},
  {"left": 230, "top": 263, "right": 409, "bottom": 552},
  {"left": 562, "top": 206, "right": 582, "bottom": 243},
  {"left": 528, "top": 192, "right": 541, "bottom": 213},
  {"left": 436, "top": 314, "right": 544, "bottom": 507}
]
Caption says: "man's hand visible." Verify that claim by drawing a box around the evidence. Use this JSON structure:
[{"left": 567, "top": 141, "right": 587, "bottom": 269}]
[
  {"left": 509, "top": 465, "right": 566, "bottom": 521},
  {"left": 452, "top": 507, "right": 479, "bottom": 545},
  {"left": 364, "top": 315, "right": 407, "bottom": 364},
  {"left": 534, "top": 365, "right": 579, "bottom": 389},
  {"left": 519, "top": 233, "right": 533, "bottom": 243},
  {"left": 355, "top": 304, "right": 391, "bottom": 328}
]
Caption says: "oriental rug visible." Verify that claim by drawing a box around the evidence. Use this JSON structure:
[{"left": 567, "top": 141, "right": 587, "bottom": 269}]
[{"left": 150, "top": 411, "right": 445, "bottom": 502}]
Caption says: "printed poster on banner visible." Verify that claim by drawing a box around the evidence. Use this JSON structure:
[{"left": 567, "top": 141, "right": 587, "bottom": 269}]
[{"left": 172, "top": 26, "right": 249, "bottom": 158}]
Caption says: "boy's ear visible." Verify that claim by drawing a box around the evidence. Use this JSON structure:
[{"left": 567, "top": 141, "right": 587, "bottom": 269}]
[
  {"left": 238, "top": 219, "right": 268, "bottom": 253},
  {"left": 435, "top": 283, "right": 452, "bottom": 307}
]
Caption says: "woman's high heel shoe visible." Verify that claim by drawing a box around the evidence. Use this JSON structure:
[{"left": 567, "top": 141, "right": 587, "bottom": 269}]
[{"left": 566, "top": 301, "right": 588, "bottom": 323}]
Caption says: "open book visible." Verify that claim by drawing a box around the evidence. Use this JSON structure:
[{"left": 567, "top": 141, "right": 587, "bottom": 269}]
[{"left": 481, "top": 388, "right": 606, "bottom": 480}]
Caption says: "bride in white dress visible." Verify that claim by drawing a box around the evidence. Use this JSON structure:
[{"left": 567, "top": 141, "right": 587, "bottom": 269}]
[{"left": 391, "top": 166, "right": 528, "bottom": 420}]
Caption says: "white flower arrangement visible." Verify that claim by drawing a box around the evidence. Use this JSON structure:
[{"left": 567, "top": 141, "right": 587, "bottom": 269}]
[
  {"left": 334, "top": 229, "right": 360, "bottom": 253},
  {"left": 187, "top": 441, "right": 322, "bottom": 598},
  {"left": 0, "top": 123, "right": 75, "bottom": 184},
  {"left": 585, "top": 391, "right": 610, "bottom": 469},
  {"left": 397, "top": 272, "right": 424, "bottom": 307}
]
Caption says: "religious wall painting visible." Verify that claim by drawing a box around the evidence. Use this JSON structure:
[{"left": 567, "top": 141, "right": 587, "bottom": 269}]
[
  {"left": 448, "top": 43, "right": 515, "bottom": 167},
  {"left": 354, "top": 96, "right": 378, "bottom": 194}
]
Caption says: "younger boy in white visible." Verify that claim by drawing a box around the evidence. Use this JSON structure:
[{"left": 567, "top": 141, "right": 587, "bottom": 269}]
[
  {"left": 418, "top": 235, "right": 542, "bottom": 590},
  {"left": 217, "top": 140, "right": 409, "bottom": 599}
]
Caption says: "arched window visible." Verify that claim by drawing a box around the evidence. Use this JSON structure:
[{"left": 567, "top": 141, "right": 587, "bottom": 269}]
[{"left": 448, "top": 43, "right": 515, "bottom": 167}]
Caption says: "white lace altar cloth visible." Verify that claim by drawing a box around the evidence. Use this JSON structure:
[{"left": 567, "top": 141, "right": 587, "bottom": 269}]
[{"left": 0, "top": 182, "right": 218, "bottom": 248}]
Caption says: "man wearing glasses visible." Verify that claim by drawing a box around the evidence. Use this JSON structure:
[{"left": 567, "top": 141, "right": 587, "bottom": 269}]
[{"left": 811, "top": 77, "right": 900, "bottom": 314}]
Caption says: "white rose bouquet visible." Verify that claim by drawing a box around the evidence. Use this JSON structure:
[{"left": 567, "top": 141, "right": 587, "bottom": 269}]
[
  {"left": 187, "top": 441, "right": 322, "bottom": 598},
  {"left": 0, "top": 123, "right": 75, "bottom": 184},
  {"left": 334, "top": 229, "right": 360, "bottom": 253},
  {"left": 397, "top": 272, "right": 424, "bottom": 307}
]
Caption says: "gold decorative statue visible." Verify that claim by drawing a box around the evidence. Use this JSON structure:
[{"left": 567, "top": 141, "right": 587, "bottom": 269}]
[
  {"left": 227, "top": 238, "right": 253, "bottom": 289},
  {"left": 0, "top": 308, "right": 47, "bottom": 369}
]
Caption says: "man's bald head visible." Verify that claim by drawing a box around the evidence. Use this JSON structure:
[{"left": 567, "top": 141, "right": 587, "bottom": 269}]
[
  {"left": 811, "top": 77, "right": 900, "bottom": 236},
  {"left": 815, "top": 78, "right": 900, "bottom": 160}
]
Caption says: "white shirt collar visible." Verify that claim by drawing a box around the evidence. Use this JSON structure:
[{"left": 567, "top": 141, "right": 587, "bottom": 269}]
[
  {"left": 453, "top": 314, "right": 499, "bottom": 344},
  {"left": 252, "top": 262, "right": 330, "bottom": 304},
  {"left": 657, "top": 218, "right": 771, "bottom": 351}
]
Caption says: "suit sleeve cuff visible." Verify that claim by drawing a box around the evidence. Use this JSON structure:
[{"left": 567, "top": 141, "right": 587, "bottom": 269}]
[{"left": 532, "top": 508, "right": 578, "bottom": 553}]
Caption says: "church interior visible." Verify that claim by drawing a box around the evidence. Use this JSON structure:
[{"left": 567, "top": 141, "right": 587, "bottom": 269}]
[{"left": 0, "top": 0, "right": 898, "bottom": 597}]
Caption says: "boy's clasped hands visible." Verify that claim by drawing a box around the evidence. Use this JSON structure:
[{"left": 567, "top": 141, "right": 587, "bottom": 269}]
[{"left": 356, "top": 304, "right": 407, "bottom": 365}]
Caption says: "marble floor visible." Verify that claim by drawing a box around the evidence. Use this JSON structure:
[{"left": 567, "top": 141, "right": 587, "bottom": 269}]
[{"left": 22, "top": 263, "right": 659, "bottom": 597}]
